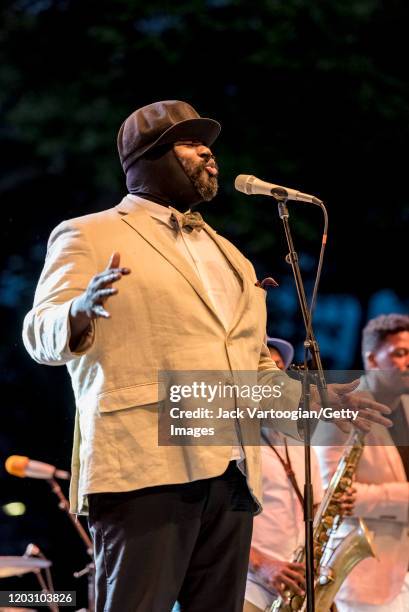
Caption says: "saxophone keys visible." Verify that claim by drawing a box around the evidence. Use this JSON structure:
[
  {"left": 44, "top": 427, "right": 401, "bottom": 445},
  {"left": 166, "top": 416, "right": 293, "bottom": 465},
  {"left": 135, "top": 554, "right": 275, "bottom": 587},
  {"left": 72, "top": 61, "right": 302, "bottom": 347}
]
[
  {"left": 326, "top": 504, "right": 338, "bottom": 516},
  {"left": 314, "top": 545, "right": 322, "bottom": 559},
  {"left": 318, "top": 566, "right": 335, "bottom": 586},
  {"left": 339, "top": 476, "right": 352, "bottom": 490},
  {"left": 322, "top": 515, "right": 335, "bottom": 529},
  {"left": 290, "top": 595, "right": 303, "bottom": 610}
]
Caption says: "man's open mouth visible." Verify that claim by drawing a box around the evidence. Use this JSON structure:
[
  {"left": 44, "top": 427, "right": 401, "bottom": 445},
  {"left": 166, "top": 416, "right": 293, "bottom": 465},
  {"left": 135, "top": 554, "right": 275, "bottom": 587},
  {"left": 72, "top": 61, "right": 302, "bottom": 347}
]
[{"left": 204, "top": 164, "right": 218, "bottom": 177}]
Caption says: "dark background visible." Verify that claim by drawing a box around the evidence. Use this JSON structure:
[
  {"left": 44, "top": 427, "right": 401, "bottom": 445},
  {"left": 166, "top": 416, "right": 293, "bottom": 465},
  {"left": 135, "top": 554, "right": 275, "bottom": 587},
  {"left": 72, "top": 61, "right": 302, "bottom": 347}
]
[{"left": 1, "top": 0, "right": 408, "bottom": 608}]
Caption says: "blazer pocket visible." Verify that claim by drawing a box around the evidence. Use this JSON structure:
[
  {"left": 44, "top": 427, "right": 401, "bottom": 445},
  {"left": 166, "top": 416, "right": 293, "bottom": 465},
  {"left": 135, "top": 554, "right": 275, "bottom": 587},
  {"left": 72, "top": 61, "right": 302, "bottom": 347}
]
[{"left": 98, "top": 382, "right": 161, "bottom": 413}]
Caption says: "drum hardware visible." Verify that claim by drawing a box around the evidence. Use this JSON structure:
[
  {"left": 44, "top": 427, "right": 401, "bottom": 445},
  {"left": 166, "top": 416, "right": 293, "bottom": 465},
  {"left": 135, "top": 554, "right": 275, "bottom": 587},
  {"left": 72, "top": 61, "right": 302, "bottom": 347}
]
[
  {"left": 5, "top": 457, "right": 95, "bottom": 612},
  {"left": 0, "top": 550, "right": 57, "bottom": 612},
  {"left": 0, "top": 555, "right": 51, "bottom": 578},
  {"left": 47, "top": 479, "right": 95, "bottom": 611},
  {"left": 73, "top": 562, "right": 95, "bottom": 612}
]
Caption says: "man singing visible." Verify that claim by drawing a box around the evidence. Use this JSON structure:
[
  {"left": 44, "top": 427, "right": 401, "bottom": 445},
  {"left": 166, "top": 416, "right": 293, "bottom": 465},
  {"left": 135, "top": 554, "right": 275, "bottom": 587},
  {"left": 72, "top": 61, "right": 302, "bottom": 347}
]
[{"left": 22, "top": 100, "right": 390, "bottom": 611}]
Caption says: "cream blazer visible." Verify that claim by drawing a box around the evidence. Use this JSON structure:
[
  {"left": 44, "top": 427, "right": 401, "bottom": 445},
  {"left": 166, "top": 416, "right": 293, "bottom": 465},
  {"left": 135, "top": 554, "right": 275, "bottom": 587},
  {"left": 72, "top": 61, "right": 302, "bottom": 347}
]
[
  {"left": 315, "top": 393, "right": 409, "bottom": 604},
  {"left": 23, "top": 196, "right": 302, "bottom": 514}
]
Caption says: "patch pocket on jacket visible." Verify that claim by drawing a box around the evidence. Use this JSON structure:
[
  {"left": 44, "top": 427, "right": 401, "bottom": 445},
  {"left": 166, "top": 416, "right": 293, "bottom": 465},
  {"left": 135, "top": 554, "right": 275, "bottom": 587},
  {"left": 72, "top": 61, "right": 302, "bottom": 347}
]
[{"left": 97, "top": 382, "right": 160, "bottom": 413}]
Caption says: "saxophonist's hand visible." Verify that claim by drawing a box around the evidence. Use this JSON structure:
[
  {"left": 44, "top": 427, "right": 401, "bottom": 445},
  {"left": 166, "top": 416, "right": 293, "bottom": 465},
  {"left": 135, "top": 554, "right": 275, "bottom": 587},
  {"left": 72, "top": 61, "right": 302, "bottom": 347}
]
[
  {"left": 338, "top": 486, "right": 357, "bottom": 516},
  {"left": 250, "top": 549, "right": 305, "bottom": 596}
]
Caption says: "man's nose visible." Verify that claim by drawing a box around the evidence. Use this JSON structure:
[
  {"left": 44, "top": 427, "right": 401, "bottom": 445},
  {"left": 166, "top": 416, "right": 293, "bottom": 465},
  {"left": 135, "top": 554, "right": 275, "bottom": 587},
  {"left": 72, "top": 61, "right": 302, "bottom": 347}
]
[{"left": 197, "top": 145, "right": 214, "bottom": 160}]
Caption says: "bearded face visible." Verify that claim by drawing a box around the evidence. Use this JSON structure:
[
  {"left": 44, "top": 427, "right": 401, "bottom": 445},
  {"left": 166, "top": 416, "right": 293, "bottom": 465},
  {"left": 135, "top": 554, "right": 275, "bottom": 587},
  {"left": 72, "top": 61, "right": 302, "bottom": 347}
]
[{"left": 173, "top": 141, "right": 219, "bottom": 202}]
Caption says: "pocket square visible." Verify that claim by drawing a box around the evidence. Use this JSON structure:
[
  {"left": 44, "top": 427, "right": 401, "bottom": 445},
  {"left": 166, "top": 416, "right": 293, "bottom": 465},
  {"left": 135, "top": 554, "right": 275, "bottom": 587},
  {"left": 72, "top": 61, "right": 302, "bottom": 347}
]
[{"left": 255, "top": 277, "right": 279, "bottom": 289}]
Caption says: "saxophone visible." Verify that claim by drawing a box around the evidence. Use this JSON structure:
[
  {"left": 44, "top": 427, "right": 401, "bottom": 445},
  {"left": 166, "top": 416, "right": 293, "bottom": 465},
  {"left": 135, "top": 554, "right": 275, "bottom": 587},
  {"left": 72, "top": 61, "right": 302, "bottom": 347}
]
[{"left": 268, "top": 430, "right": 375, "bottom": 612}]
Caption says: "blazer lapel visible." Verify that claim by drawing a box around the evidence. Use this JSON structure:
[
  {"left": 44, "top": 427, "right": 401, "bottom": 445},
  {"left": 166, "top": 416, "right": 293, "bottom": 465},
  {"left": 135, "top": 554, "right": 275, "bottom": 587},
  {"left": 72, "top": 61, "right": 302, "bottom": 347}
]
[{"left": 116, "top": 198, "right": 225, "bottom": 326}]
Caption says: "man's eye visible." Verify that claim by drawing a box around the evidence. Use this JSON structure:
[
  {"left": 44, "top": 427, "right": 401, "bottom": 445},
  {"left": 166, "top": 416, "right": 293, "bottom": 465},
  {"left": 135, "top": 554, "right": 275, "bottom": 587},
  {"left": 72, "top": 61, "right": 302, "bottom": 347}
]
[{"left": 392, "top": 348, "right": 409, "bottom": 357}]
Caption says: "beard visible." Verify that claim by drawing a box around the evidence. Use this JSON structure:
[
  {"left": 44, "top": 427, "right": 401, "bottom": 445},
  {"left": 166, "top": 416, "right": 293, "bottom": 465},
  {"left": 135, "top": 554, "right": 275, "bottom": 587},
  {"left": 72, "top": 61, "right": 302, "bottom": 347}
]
[{"left": 175, "top": 155, "right": 219, "bottom": 202}]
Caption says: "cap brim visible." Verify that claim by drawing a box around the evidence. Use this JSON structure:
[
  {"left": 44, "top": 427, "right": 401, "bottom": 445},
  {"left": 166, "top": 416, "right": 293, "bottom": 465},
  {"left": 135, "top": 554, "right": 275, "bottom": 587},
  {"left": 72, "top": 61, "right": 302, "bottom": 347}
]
[
  {"left": 120, "top": 116, "right": 221, "bottom": 172},
  {"left": 145, "top": 117, "right": 221, "bottom": 154}
]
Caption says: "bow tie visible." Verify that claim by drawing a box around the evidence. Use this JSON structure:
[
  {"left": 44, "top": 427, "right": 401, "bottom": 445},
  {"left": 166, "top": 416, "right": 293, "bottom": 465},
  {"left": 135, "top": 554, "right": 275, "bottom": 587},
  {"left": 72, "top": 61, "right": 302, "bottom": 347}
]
[{"left": 169, "top": 208, "right": 205, "bottom": 233}]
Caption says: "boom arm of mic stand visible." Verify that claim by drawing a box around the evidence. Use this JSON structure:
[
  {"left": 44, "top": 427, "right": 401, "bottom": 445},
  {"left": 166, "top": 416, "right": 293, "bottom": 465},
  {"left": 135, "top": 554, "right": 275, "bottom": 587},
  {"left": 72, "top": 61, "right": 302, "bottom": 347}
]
[{"left": 277, "top": 200, "right": 329, "bottom": 409}]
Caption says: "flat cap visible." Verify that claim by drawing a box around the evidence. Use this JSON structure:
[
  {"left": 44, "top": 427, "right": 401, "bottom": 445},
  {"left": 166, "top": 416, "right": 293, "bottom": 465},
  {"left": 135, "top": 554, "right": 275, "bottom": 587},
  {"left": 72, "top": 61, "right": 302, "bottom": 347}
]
[{"left": 117, "top": 100, "right": 221, "bottom": 172}]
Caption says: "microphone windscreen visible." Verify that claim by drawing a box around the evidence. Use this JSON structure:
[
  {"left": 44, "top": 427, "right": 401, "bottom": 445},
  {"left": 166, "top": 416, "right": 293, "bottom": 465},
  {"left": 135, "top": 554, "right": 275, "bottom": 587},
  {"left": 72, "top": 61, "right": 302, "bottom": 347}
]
[
  {"left": 5, "top": 455, "right": 29, "bottom": 478},
  {"left": 234, "top": 174, "right": 252, "bottom": 194}
]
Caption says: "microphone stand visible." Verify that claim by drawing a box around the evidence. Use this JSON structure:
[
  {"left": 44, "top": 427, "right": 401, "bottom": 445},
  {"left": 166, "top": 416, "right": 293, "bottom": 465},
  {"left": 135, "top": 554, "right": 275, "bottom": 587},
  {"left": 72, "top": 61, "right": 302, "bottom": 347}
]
[
  {"left": 47, "top": 478, "right": 95, "bottom": 612},
  {"left": 276, "top": 199, "right": 329, "bottom": 612}
]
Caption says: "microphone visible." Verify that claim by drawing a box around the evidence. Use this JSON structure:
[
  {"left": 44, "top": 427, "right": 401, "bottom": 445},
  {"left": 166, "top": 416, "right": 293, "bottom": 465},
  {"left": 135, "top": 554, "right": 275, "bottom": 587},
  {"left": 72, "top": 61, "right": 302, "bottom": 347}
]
[
  {"left": 235, "top": 174, "right": 323, "bottom": 205},
  {"left": 5, "top": 455, "right": 70, "bottom": 481}
]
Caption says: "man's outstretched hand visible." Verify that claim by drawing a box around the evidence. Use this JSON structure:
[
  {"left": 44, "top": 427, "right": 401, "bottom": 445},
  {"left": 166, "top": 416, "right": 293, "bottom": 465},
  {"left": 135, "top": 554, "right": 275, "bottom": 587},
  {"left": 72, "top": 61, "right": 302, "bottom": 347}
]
[
  {"left": 69, "top": 252, "right": 131, "bottom": 349},
  {"left": 311, "top": 380, "right": 392, "bottom": 433}
]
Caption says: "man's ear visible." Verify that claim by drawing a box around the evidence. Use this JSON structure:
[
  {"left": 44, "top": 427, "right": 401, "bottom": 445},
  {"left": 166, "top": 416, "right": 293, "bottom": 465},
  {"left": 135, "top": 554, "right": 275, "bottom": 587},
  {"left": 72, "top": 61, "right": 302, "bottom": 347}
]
[{"left": 365, "top": 351, "right": 378, "bottom": 369}]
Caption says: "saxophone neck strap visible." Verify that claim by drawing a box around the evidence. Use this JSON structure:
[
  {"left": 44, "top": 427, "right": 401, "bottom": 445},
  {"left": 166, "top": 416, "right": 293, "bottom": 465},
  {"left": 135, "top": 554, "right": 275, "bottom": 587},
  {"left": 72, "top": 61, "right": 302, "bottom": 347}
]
[{"left": 262, "top": 432, "right": 304, "bottom": 510}]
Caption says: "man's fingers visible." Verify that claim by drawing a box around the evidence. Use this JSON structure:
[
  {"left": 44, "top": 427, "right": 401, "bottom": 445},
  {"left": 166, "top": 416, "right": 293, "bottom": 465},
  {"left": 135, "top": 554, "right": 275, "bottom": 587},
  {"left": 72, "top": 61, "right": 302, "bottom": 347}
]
[
  {"left": 94, "top": 288, "right": 118, "bottom": 300},
  {"left": 85, "top": 258, "right": 130, "bottom": 321},
  {"left": 276, "top": 574, "right": 305, "bottom": 595},
  {"left": 340, "top": 496, "right": 355, "bottom": 510},
  {"left": 363, "top": 399, "right": 392, "bottom": 415},
  {"left": 107, "top": 251, "right": 121, "bottom": 269},
  {"left": 333, "top": 379, "right": 360, "bottom": 395},
  {"left": 274, "top": 578, "right": 302, "bottom": 597},
  {"left": 93, "top": 270, "right": 128, "bottom": 289},
  {"left": 354, "top": 420, "right": 372, "bottom": 433},
  {"left": 287, "top": 562, "right": 305, "bottom": 572},
  {"left": 340, "top": 394, "right": 392, "bottom": 428},
  {"left": 282, "top": 568, "right": 306, "bottom": 586},
  {"left": 343, "top": 486, "right": 357, "bottom": 499},
  {"left": 354, "top": 410, "right": 392, "bottom": 428},
  {"left": 346, "top": 396, "right": 391, "bottom": 415},
  {"left": 92, "top": 304, "right": 111, "bottom": 318},
  {"left": 106, "top": 253, "right": 131, "bottom": 275}
]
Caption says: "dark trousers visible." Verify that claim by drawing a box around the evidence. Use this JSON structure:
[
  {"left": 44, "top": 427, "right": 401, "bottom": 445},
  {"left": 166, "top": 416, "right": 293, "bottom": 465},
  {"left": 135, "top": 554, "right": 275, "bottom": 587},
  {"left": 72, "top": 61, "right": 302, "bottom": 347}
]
[{"left": 88, "top": 462, "right": 255, "bottom": 612}]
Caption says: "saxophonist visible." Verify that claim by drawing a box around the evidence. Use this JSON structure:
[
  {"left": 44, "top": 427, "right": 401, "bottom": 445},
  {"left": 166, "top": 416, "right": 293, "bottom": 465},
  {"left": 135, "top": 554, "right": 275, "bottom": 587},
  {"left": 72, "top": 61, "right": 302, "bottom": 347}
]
[
  {"left": 243, "top": 337, "right": 355, "bottom": 612},
  {"left": 316, "top": 314, "right": 409, "bottom": 612}
]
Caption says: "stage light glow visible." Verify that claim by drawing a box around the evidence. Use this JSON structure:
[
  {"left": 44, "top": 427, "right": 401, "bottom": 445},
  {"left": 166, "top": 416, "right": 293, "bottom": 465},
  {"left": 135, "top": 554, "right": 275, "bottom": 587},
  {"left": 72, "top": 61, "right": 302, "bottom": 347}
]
[{"left": 2, "top": 502, "right": 26, "bottom": 516}]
